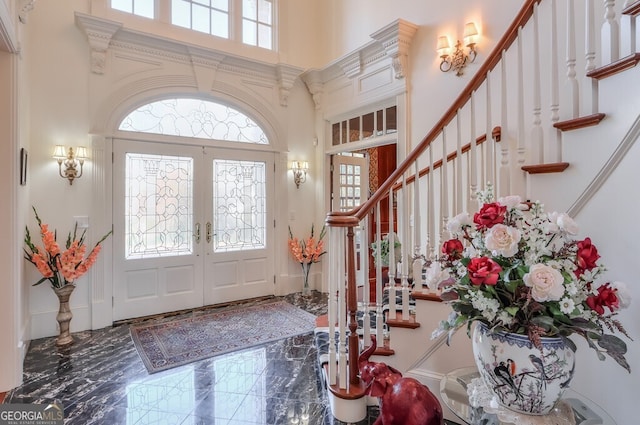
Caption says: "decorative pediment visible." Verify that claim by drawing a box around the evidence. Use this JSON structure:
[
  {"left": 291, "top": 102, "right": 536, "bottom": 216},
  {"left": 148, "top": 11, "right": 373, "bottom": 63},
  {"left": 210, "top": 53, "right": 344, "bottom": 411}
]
[
  {"left": 301, "top": 19, "right": 418, "bottom": 114},
  {"left": 75, "top": 13, "right": 122, "bottom": 74},
  {"left": 370, "top": 19, "right": 419, "bottom": 79}
]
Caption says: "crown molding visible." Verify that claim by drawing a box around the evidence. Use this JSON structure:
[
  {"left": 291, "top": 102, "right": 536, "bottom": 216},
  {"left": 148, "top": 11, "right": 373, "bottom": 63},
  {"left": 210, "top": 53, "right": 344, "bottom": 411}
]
[
  {"left": 301, "top": 19, "right": 419, "bottom": 103},
  {"left": 74, "top": 12, "right": 304, "bottom": 105}
]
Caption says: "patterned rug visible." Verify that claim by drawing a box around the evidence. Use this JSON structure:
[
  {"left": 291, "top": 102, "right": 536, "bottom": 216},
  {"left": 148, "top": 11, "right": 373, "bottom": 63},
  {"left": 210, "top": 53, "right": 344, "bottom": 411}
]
[{"left": 130, "top": 300, "right": 317, "bottom": 373}]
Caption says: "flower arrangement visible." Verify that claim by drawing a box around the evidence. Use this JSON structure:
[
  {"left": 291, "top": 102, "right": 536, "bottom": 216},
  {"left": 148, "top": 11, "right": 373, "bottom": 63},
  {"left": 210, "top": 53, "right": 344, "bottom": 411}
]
[
  {"left": 24, "top": 207, "right": 112, "bottom": 289},
  {"left": 370, "top": 232, "right": 402, "bottom": 267},
  {"left": 431, "top": 186, "right": 631, "bottom": 372},
  {"left": 288, "top": 224, "right": 326, "bottom": 293}
]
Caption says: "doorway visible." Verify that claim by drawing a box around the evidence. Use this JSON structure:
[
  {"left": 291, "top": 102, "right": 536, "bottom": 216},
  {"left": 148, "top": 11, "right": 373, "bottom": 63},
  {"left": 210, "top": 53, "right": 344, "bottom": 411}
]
[{"left": 112, "top": 139, "right": 275, "bottom": 320}]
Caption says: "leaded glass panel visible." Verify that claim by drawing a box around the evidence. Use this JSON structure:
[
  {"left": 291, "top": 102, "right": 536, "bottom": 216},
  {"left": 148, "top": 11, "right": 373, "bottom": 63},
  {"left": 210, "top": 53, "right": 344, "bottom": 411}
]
[
  {"left": 119, "top": 99, "right": 268, "bottom": 144},
  {"left": 212, "top": 159, "right": 266, "bottom": 252},
  {"left": 125, "top": 153, "right": 194, "bottom": 259},
  {"left": 337, "top": 161, "right": 362, "bottom": 211}
]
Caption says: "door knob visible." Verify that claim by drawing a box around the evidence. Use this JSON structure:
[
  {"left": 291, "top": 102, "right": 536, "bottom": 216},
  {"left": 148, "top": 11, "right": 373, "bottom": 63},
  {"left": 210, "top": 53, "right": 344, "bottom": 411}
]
[{"left": 206, "top": 222, "right": 212, "bottom": 244}]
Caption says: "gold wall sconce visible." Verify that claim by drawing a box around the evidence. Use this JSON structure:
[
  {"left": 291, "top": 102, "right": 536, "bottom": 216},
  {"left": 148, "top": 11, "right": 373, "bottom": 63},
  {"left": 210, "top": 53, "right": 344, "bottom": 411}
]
[
  {"left": 53, "top": 145, "right": 87, "bottom": 185},
  {"left": 437, "top": 22, "right": 479, "bottom": 76},
  {"left": 290, "top": 160, "right": 308, "bottom": 189}
]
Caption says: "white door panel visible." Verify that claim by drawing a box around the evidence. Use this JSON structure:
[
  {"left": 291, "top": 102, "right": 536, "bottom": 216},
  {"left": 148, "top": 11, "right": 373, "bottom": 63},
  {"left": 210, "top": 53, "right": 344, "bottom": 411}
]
[
  {"left": 204, "top": 148, "right": 274, "bottom": 304},
  {"left": 113, "top": 140, "right": 204, "bottom": 320},
  {"left": 113, "top": 140, "right": 275, "bottom": 320}
]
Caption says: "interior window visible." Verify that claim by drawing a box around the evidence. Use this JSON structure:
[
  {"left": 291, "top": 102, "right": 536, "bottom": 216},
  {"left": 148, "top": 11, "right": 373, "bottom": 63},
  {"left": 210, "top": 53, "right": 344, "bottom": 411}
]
[
  {"left": 242, "top": 0, "right": 273, "bottom": 49},
  {"left": 111, "top": 0, "right": 154, "bottom": 18},
  {"left": 172, "top": 0, "right": 230, "bottom": 39},
  {"left": 110, "top": 0, "right": 275, "bottom": 50}
]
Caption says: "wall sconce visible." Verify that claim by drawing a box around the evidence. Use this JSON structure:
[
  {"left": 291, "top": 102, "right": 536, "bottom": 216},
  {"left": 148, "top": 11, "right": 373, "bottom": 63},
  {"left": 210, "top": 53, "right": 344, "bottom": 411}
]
[
  {"left": 53, "top": 145, "right": 87, "bottom": 185},
  {"left": 437, "top": 22, "right": 479, "bottom": 76},
  {"left": 290, "top": 160, "right": 308, "bottom": 189}
]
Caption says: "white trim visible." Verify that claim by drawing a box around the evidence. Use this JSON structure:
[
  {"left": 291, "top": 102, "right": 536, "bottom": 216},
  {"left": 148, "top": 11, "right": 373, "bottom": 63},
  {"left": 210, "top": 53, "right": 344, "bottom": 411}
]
[
  {"left": 90, "top": 135, "right": 113, "bottom": 329},
  {"left": 568, "top": 113, "right": 640, "bottom": 216}
]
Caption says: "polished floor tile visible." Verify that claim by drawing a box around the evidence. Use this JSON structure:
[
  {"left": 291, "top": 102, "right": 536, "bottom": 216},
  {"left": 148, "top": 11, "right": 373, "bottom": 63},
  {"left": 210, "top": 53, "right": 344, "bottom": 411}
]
[{"left": 5, "top": 292, "right": 381, "bottom": 425}]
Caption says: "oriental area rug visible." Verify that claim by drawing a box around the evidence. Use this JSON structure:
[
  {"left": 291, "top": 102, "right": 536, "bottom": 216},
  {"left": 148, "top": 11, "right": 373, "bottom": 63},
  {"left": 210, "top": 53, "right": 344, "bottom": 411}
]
[{"left": 130, "top": 300, "right": 317, "bottom": 373}]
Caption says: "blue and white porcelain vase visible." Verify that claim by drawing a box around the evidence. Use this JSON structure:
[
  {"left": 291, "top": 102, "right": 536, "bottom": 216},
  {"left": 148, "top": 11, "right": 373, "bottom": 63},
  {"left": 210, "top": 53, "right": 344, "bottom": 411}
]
[{"left": 472, "top": 322, "right": 575, "bottom": 415}]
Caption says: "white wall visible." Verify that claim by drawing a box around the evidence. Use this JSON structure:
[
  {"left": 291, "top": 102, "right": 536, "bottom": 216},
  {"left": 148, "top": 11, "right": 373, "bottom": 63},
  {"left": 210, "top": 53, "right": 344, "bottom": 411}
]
[{"left": 526, "top": 66, "right": 640, "bottom": 425}]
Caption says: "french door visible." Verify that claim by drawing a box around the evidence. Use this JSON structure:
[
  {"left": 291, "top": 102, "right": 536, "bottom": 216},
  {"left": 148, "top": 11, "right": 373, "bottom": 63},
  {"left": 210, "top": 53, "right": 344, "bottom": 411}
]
[{"left": 113, "top": 139, "right": 275, "bottom": 320}]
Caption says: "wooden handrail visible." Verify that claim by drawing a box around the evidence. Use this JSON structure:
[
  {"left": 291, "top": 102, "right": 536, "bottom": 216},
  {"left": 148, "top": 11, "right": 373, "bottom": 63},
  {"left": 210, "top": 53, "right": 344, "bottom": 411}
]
[
  {"left": 392, "top": 127, "right": 501, "bottom": 189},
  {"left": 325, "top": 0, "right": 541, "bottom": 226}
]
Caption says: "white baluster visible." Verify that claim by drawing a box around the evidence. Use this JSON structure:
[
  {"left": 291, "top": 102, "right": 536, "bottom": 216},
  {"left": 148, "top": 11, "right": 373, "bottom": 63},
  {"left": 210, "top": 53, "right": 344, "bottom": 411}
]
[
  {"left": 328, "top": 227, "right": 338, "bottom": 386},
  {"left": 441, "top": 129, "right": 450, "bottom": 242},
  {"left": 550, "top": 0, "right": 562, "bottom": 162},
  {"left": 399, "top": 179, "right": 410, "bottom": 320},
  {"left": 388, "top": 188, "right": 395, "bottom": 280},
  {"left": 413, "top": 159, "right": 422, "bottom": 290},
  {"left": 601, "top": 0, "right": 620, "bottom": 63},
  {"left": 585, "top": 0, "right": 600, "bottom": 114},
  {"left": 486, "top": 70, "right": 495, "bottom": 186},
  {"left": 375, "top": 203, "right": 384, "bottom": 344},
  {"left": 500, "top": 51, "right": 511, "bottom": 196},
  {"left": 338, "top": 228, "right": 347, "bottom": 390},
  {"left": 387, "top": 187, "right": 396, "bottom": 316},
  {"left": 469, "top": 91, "right": 478, "bottom": 209},
  {"left": 413, "top": 160, "right": 421, "bottom": 259},
  {"left": 455, "top": 113, "right": 463, "bottom": 213},
  {"left": 361, "top": 215, "right": 370, "bottom": 346},
  {"left": 620, "top": 0, "right": 636, "bottom": 55},
  {"left": 568, "top": 0, "right": 580, "bottom": 118},
  {"left": 532, "top": 3, "right": 544, "bottom": 164},
  {"left": 516, "top": 27, "right": 527, "bottom": 198}
]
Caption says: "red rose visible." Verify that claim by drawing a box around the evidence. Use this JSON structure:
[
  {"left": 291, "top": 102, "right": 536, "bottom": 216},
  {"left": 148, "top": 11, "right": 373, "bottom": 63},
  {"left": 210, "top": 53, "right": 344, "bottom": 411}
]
[
  {"left": 575, "top": 237, "right": 600, "bottom": 277},
  {"left": 467, "top": 257, "right": 502, "bottom": 286},
  {"left": 473, "top": 202, "right": 506, "bottom": 230},
  {"left": 586, "top": 283, "right": 619, "bottom": 315},
  {"left": 442, "top": 239, "right": 464, "bottom": 259}
]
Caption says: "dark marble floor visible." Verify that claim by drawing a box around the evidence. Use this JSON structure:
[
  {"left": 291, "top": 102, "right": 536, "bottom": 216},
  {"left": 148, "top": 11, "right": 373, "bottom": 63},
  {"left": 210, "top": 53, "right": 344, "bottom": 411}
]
[{"left": 5, "top": 292, "right": 381, "bottom": 425}]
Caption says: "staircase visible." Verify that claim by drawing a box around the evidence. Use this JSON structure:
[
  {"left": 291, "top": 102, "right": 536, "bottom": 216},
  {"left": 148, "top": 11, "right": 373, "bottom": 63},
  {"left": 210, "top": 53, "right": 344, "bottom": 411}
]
[{"left": 321, "top": 0, "right": 640, "bottom": 422}]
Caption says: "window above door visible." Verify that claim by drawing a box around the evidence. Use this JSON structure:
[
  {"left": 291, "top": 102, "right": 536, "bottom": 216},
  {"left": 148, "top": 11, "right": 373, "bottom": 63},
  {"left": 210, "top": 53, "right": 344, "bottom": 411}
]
[
  {"left": 119, "top": 98, "right": 269, "bottom": 144},
  {"left": 109, "top": 0, "right": 274, "bottom": 50}
]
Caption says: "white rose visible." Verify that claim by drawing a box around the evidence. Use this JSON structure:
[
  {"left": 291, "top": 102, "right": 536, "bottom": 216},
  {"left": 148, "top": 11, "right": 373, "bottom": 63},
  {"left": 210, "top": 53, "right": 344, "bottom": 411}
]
[
  {"left": 610, "top": 281, "right": 631, "bottom": 309},
  {"left": 523, "top": 263, "right": 565, "bottom": 302},
  {"left": 557, "top": 213, "right": 579, "bottom": 235},
  {"left": 497, "top": 195, "right": 523, "bottom": 209},
  {"left": 484, "top": 224, "right": 521, "bottom": 257},
  {"left": 423, "top": 262, "right": 451, "bottom": 291},
  {"left": 548, "top": 212, "right": 579, "bottom": 235},
  {"left": 446, "top": 212, "right": 472, "bottom": 235}
]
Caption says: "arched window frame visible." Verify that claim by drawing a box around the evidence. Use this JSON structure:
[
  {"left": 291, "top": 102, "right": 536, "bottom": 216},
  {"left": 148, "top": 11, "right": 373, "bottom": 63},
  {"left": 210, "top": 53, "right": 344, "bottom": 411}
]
[{"left": 118, "top": 97, "right": 270, "bottom": 145}]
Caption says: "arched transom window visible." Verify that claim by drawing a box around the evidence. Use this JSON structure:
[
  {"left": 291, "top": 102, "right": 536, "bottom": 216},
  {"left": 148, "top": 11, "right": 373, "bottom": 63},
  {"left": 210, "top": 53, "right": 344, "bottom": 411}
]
[{"left": 119, "top": 98, "right": 269, "bottom": 144}]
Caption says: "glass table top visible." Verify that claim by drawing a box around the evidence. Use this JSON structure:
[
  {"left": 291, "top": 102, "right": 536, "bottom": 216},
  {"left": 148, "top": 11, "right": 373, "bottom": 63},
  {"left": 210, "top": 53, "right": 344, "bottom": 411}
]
[{"left": 439, "top": 367, "right": 617, "bottom": 425}]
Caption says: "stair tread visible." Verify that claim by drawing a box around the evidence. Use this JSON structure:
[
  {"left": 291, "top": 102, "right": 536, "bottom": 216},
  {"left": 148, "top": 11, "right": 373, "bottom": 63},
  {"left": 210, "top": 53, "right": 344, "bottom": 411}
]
[
  {"left": 587, "top": 53, "right": 640, "bottom": 80},
  {"left": 554, "top": 113, "right": 606, "bottom": 131}
]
